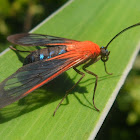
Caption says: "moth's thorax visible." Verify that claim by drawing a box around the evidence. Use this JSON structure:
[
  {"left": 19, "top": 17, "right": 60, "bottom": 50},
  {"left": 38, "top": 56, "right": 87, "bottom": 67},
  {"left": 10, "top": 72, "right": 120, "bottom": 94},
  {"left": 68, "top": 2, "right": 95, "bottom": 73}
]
[{"left": 67, "top": 41, "right": 100, "bottom": 56}]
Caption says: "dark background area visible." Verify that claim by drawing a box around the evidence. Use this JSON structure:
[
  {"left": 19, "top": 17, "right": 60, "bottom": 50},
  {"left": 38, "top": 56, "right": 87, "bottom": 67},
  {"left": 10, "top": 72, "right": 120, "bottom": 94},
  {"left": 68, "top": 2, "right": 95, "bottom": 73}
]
[
  {"left": 0, "top": 0, "right": 140, "bottom": 139},
  {"left": 0, "top": 0, "right": 67, "bottom": 52}
]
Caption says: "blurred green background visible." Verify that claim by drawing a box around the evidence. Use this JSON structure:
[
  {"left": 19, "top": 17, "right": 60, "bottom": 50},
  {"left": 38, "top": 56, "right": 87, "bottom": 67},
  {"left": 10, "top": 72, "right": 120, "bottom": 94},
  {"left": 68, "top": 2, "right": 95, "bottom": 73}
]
[
  {"left": 0, "top": 0, "right": 139, "bottom": 139},
  {"left": 0, "top": 0, "right": 67, "bottom": 52}
]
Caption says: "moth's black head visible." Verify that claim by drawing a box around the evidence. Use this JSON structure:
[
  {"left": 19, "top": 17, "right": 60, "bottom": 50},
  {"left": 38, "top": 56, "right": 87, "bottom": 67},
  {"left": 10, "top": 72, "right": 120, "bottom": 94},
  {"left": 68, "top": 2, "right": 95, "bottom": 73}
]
[{"left": 100, "top": 46, "right": 110, "bottom": 62}]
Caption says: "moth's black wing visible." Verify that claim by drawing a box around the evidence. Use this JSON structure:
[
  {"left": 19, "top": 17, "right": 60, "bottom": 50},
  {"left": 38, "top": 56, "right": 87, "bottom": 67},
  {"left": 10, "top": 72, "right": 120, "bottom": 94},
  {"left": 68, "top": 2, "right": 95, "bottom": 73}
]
[
  {"left": 0, "top": 52, "right": 88, "bottom": 108},
  {"left": 7, "top": 33, "right": 79, "bottom": 46}
]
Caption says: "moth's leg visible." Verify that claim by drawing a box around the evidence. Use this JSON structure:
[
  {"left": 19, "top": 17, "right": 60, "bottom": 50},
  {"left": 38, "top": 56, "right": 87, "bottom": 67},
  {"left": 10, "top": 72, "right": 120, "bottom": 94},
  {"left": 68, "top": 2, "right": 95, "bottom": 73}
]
[
  {"left": 9, "top": 46, "right": 31, "bottom": 52},
  {"left": 53, "top": 57, "right": 101, "bottom": 116},
  {"left": 53, "top": 67, "right": 85, "bottom": 116},
  {"left": 66, "top": 67, "right": 85, "bottom": 93},
  {"left": 66, "top": 56, "right": 101, "bottom": 93},
  {"left": 53, "top": 91, "right": 69, "bottom": 116},
  {"left": 104, "top": 62, "right": 112, "bottom": 75},
  {"left": 82, "top": 58, "right": 101, "bottom": 112}
]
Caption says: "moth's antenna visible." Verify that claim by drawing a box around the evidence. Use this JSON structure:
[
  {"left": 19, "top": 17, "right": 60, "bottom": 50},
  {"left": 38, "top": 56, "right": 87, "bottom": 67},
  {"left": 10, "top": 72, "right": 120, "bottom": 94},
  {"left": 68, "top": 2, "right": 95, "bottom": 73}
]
[{"left": 105, "top": 22, "right": 140, "bottom": 49}]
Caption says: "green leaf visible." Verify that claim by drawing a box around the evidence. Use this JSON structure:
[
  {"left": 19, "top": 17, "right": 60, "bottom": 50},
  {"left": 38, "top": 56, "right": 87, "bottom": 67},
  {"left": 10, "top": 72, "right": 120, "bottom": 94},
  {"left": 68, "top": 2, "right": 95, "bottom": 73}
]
[{"left": 0, "top": 0, "right": 140, "bottom": 139}]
